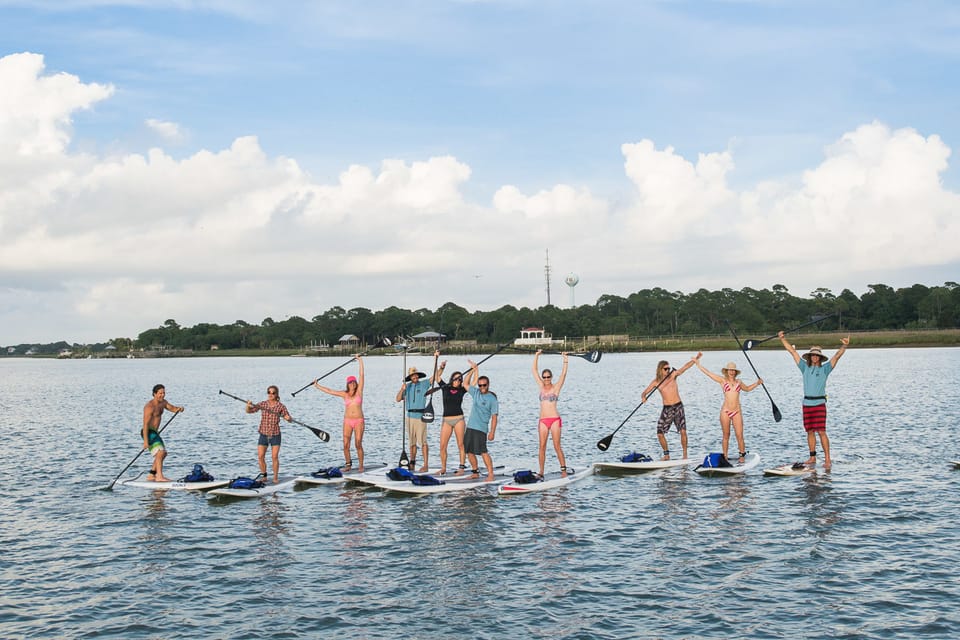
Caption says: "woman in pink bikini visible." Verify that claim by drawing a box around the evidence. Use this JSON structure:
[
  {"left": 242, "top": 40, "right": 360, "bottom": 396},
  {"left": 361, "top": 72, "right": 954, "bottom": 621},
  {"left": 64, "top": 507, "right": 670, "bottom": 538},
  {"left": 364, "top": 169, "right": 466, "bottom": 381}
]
[
  {"left": 313, "top": 355, "right": 365, "bottom": 471},
  {"left": 533, "top": 350, "right": 570, "bottom": 477},
  {"left": 694, "top": 352, "right": 762, "bottom": 464}
]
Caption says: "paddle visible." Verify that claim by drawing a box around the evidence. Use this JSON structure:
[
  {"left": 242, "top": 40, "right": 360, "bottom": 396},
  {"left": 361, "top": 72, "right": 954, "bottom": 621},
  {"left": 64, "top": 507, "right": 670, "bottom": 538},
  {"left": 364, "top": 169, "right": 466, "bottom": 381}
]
[
  {"left": 742, "top": 314, "right": 834, "bottom": 350},
  {"left": 596, "top": 369, "right": 674, "bottom": 451},
  {"left": 218, "top": 390, "right": 331, "bottom": 441},
  {"left": 399, "top": 345, "right": 410, "bottom": 468},
  {"left": 506, "top": 345, "right": 602, "bottom": 363},
  {"left": 424, "top": 344, "right": 509, "bottom": 396},
  {"left": 290, "top": 337, "right": 392, "bottom": 397},
  {"left": 726, "top": 321, "right": 782, "bottom": 422},
  {"left": 100, "top": 410, "right": 180, "bottom": 491}
]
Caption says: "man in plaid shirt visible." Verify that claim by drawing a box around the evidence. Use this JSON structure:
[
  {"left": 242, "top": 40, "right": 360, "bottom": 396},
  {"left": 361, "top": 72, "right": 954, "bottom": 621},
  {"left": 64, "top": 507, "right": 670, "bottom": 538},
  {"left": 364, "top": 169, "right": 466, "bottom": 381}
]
[{"left": 246, "top": 385, "right": 292, "bottom": 484}]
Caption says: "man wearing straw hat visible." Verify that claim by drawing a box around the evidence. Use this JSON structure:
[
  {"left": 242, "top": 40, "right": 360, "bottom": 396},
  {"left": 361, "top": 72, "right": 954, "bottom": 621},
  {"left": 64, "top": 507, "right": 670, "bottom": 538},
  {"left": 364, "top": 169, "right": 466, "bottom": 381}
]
[
  {"left": 778, "top": 332, "right": 850, "bottom": 469},
  {"left": 396, "top": 365, "right": 432, "bottom": 472}
]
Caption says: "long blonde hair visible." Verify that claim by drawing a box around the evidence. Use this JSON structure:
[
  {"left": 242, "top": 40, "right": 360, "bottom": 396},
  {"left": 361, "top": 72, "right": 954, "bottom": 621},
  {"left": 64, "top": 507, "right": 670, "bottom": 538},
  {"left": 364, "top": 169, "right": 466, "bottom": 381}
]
[{"left": 655, "top": 360, "right": 670, "bottom": 382}]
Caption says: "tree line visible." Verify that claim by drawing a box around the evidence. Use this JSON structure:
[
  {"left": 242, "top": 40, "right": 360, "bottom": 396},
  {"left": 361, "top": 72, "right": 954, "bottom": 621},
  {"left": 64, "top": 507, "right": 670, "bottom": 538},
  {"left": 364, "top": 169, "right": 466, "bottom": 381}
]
[{"left": 121, "top": 282, "right": 959, "bottom": 351}]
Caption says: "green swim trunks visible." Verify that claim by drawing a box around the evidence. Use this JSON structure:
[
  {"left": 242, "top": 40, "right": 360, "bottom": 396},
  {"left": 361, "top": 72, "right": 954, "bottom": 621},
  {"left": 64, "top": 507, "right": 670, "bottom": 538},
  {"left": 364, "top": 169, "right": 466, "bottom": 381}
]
[{"left": 147, "top": 429, "right": 165, "bottom": 454}]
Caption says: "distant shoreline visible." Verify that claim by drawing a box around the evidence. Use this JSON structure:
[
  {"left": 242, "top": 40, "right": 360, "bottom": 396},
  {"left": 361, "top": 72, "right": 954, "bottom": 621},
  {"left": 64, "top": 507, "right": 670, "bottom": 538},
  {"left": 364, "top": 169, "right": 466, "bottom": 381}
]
[{"left": 11, "top": 328, "right": 957, "bottom": 359}]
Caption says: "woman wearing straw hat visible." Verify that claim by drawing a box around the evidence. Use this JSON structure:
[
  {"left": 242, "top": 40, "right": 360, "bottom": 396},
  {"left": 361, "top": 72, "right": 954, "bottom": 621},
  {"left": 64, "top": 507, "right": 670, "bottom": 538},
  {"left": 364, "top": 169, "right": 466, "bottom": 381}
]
[
  {"left": 314, "top": 355, "right": 366, "bottom": 472},
  {"left": 694, "top": 353, "right": 763, "bottom": 464},
  {"left": 778, "top": 333, "right": 850, "bottom": 469}
]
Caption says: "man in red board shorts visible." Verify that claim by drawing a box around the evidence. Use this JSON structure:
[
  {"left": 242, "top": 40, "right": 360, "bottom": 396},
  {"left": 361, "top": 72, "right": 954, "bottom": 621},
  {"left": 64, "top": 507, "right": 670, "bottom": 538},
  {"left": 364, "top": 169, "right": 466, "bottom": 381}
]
[{"left": 779, "top": 333, "right": 850, "bottom": 469}]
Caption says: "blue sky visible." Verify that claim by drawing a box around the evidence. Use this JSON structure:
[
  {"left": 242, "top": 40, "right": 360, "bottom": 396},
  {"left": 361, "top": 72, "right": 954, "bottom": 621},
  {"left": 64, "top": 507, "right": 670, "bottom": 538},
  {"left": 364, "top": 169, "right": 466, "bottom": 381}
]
[{"left": 1, "top": 1, "right": 959, "bottom": 343}]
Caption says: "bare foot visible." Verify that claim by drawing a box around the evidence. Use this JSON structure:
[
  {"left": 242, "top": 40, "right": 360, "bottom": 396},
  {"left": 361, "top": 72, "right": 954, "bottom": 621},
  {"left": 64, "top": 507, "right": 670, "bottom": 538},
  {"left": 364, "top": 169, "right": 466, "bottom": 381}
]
[
  {"left": 805, "top": 456, "right": 816, "bottom": 466},
  {"left": 485, "top": 474, "right": 495, "bottom": 481},
  {"left": 358, "top": 466, "right": 364, "bottom": 473},
  {"left": 470, "top": 471, "right": 480, "bottom": 479},
  {"left": 273, "top": 476, "right": 279, "bottom": 484},
  {"left": 823, "top": 459, "right": 832, "bottom": 470},
  {"left": 453, "top": 465, "right": 466, "bottom": 476},
  {"left": 155, "top": 475, "right": 172, "bottom": 482},
  {"left": 661, "top": 454, "right": 671, "bottom": 461},
  {"left": 418, "top": 465, "right": 429, "bottom": 472}
]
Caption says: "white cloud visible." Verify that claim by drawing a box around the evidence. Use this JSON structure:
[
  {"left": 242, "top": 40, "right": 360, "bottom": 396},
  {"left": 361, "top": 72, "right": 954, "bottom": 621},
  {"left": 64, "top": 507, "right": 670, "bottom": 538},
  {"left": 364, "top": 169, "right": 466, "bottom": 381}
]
[
  {"left": 145, "top": 118, "right": 185, "bottom": 142},
  {"left": 0, "top": 52, "right": 113, "bottom": 156},
  {"left": 1, "top": 52, "right": 958, "bottom": 343}
]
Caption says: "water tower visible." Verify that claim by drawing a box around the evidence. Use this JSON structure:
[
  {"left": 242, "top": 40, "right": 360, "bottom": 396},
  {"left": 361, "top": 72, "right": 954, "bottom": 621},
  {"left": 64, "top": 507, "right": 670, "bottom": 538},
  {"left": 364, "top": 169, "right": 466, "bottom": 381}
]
[{"left": 564, "top": 273, "right": 579, "bottom": 308}]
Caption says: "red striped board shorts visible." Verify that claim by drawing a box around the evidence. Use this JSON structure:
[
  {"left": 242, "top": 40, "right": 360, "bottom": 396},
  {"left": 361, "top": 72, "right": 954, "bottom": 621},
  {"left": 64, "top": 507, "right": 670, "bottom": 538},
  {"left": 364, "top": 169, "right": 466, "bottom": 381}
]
[{"left": 802, "top": 404, "right": 827, "bottom": 432}]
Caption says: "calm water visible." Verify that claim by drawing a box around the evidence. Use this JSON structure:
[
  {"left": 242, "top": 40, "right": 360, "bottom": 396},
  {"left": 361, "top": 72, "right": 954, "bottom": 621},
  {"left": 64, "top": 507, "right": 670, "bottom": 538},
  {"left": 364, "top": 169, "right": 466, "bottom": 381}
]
[{"left": 1, "top": 349, "right": 959, "bottom": 639}]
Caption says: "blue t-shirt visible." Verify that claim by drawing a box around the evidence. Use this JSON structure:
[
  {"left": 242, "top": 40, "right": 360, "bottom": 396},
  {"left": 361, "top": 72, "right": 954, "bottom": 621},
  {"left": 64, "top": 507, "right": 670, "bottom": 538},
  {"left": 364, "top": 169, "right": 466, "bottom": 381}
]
[
  {"left": 467, "top": 386, "right": 499, "bottom": 433},
  {"left": 404, "top": 379, "right": 431, "bottom": 417},
  {"left": 798, "top": 359, "right": 832, "bottom": 406}
]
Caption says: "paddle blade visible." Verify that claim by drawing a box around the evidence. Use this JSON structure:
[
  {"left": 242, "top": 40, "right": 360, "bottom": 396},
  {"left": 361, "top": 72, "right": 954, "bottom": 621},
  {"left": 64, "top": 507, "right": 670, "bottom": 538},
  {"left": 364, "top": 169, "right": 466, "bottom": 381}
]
[
  {"left": 421, "top": 400, "right": 435, "bottom": 424},
  {"left": 743, "top": 339, "right": 757, "bottom": 351},
  {"left": 597, "top": 434, "right": 614, "bottom": 451},
  {"left": 772, "top": 403, "right": 782, "bottom": 422},
  {"left": 585, "top": 350, "right": 602, "bottom": 363}
]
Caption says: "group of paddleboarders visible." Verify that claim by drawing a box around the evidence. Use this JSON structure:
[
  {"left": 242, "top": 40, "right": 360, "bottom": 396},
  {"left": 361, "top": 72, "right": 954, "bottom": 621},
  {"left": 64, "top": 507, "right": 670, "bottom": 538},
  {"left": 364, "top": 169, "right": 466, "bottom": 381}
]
[
  {"left": 642, "top": 335, "right": 850, "bottom": 469},
  {"left": 139, "top": 333, "right": 849, "bottom": 483}
]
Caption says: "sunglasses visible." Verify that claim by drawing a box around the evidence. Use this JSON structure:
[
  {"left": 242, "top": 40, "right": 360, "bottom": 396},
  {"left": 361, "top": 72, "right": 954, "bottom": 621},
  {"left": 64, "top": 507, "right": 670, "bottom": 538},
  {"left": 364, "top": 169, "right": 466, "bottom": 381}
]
[
  {"left": 478, "top": 383, "right": 488, "bottom": 388},
  {"left": 662, "top": 366, "right": 670, "bottom": 370},
  {"left": 267, "top": 391, "right": 277, "bottom": 396},
  {"left": 542, "top": 375, "right": 552, "bottom": 379}
]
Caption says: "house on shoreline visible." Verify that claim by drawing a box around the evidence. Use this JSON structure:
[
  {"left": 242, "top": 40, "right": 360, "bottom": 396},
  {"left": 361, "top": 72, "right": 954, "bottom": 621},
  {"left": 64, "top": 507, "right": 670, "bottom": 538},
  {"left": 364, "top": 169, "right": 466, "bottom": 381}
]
[{"left": 513, "top": 327, "right": 562, "bottom": 347}]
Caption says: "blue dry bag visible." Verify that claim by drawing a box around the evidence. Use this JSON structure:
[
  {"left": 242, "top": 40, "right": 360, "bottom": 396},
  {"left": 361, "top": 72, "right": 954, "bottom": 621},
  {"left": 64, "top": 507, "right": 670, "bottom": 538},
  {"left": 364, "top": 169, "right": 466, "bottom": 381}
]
[
  {"left": 387, "top": 467, "right": 415, "bottom": 481},
  {"left": 512, "top": 470, "right": 540, "bottom": 484},
  {"left": 701, "top": 453, "right": 733, "bottom": 468},
  {"left": 410, "top": 474, "right": 444, "bottom": 486},
  {"left": 310, "top": 467, "right": 343, "bottom": 479},
  {"left": 180, "top": 464, "right": 214, "bottom": 483},
  {"left": 228, "top": 476, "right": 265, "bottom": 489},
  {"left": 620, "top": 452, "right": 653, "bottom": 463}
]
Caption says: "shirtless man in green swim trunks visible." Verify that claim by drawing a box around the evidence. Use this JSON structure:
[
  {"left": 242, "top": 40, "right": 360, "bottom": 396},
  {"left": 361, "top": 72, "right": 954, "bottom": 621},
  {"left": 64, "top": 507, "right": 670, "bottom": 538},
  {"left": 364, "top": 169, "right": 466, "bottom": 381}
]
[{"left": 142, "top": 384, "right": 184, "bottom": 482}]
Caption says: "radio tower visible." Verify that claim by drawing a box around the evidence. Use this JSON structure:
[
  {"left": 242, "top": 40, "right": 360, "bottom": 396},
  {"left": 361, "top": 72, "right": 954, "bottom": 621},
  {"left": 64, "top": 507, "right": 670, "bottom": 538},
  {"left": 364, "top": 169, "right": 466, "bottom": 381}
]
[{"left": 544, "top": 249, "right": 552, "bottom": 306}]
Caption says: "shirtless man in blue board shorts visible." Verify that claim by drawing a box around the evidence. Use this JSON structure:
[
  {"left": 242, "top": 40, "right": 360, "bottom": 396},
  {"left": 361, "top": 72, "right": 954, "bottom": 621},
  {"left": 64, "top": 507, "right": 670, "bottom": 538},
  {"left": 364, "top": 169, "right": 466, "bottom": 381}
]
[
  {"left": 142, "top": 384, "right": 184, "bottom": 482},
  {"left": 640, "top": 356, "right": 698, "bottom": 460},
  {"left": 463, "top": 359, "right": 499, "bottom": 480}
]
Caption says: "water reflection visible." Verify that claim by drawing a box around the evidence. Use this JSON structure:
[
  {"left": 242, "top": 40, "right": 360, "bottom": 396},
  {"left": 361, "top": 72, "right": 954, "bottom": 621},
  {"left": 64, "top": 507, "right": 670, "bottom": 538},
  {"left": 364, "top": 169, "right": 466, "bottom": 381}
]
[{"left": 252, "top": 497, "right": 292, "bottom": 573}]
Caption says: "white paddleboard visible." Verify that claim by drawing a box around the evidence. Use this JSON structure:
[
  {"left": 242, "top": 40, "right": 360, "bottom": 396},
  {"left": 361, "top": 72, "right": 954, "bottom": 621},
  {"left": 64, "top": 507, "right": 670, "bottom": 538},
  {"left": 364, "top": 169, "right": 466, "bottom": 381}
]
[
  {"left": 497, "top": 465, "right": 595, "bottom": 495},
  {"left": 373, "top": 476, "right": 502, "bottom": 495},
  {"left": 296, "top": 462, "right": 388, "bottom": 486},
  {"left": 695, "top": 452, "right": 761, "bottom": 476},
  {"left": 119, "top": 478, "right": 229, "bottom": 491},
  {"left": 207, "top": 476, "right": 298, "bottom": 498},
  {"left": 951, "top": 460, "right": 960, "bottom": 468},
  {"left": 353, "top": 465, "right": 511, "bottom": 486},
  {"left": 594, "top": 458, "right": 691, "bottom": 473},
  {"left": 764, "top": 462, "right": 816, "bottom": 477}
]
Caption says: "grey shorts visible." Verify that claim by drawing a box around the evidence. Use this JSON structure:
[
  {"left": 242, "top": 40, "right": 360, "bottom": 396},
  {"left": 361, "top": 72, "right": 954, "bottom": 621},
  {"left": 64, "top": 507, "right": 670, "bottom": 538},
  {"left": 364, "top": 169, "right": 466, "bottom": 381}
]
[{"left": 463, "top": 428, "right": 488, "bottom": 455}]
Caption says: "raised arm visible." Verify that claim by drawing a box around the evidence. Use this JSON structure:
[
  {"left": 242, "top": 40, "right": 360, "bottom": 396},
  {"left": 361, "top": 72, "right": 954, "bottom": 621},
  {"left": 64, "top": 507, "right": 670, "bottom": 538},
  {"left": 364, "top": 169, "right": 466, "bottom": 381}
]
[
  {"left": 313, "top": 382, "right": 344, "bottom": 398},
  {"left": 356, "top": 355, "right": 365, "bottom": 394},
  {"left": 532, "top": 350, "right": 542, "bottom": 383},
  {"left": 464, "top": 359, "right": 478, "bottom": 389},
  {"left": 742, "top": 378, "right": 763, "bottom": 392},
  {"left": 695, "top": 359, "right": 725, "bottom": 384},
  {"left": 553, "top": 354, "right": 570, "bottom": 392},
  {"left": 674, "top": 353, "right": 700, "bottom": 378},
  {"left": 779, "top": 331, "right": 801, "bottom": 365},
  {"left": 830, "top": 336, "right": 850, "bottom": 368},
  {"left": 431, "top": 351, "right": 442, "bottom": 384}
]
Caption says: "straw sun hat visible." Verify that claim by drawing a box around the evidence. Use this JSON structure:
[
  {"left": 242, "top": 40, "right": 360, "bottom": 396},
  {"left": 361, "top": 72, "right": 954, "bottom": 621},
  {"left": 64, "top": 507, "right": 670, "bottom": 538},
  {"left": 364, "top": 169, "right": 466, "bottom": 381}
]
[
  {"left": 721, "top": 362, "right": 741, "bottom": 375},
  {"left": 802, "top": 346, "right": 826, "bottom": 363},
  {"left": 405, "top": 367, "right": 425, "bottom": 382}
]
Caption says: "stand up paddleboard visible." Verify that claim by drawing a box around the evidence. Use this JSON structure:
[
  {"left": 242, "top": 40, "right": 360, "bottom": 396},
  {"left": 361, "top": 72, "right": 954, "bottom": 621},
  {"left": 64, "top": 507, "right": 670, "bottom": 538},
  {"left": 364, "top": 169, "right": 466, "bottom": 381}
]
[
  {"left": 353, "top": 465, "right": 511, "bottom": 487},
  {"left": 372, "top": 476, "right": 503, "bottom": 496},
  {"left": 207, "top": 476, "right": 298, "bottom": 499},
  {"left": 497, "top": 465, "right": 595, "bottom": 495},
  {"left": 764, "top": 462, "right": 816, "bottom": 477},
  {"left": 695, "top": 452, "right": 761, "bottom": 477},
  {"left": 951, "top": 460, "right": 960, "bottom": 468},
  {"left": 594, "top": 458, "right": 691, "bottom": 474},
  {"left": 119, "top": 478, "right": 229, "bottom": 491},
  {"left": 296, "top": 462, "right": 388, "bottom": 486}
]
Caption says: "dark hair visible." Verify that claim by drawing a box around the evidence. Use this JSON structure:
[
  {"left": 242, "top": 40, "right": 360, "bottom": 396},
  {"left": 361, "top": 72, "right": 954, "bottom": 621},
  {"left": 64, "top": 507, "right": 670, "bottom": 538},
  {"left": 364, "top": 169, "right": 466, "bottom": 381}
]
[
  {"left": 478, "top": 375, "right": 490, "bottom": 385},
  {"left": 450, "top": 372, "right": 463, "bottom": 384},
  {"left": 267, "top": 385, "right": 279, "bottom": 395},
  {"left": 152, "top": 384, "right": 165, "bottom": 395}
]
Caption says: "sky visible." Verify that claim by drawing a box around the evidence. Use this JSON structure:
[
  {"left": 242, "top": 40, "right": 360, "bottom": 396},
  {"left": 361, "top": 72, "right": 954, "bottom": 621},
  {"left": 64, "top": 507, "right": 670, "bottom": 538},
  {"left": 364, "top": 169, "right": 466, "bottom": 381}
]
[{"left": 1, "top": 0, "right": 959, "bottom": 344}]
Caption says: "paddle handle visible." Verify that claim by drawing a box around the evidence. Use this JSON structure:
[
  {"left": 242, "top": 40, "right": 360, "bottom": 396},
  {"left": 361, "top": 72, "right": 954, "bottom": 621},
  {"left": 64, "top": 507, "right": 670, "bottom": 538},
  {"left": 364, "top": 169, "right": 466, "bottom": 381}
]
[{"left": 726, "top": 323, "right": 782, "bottom": 422}]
